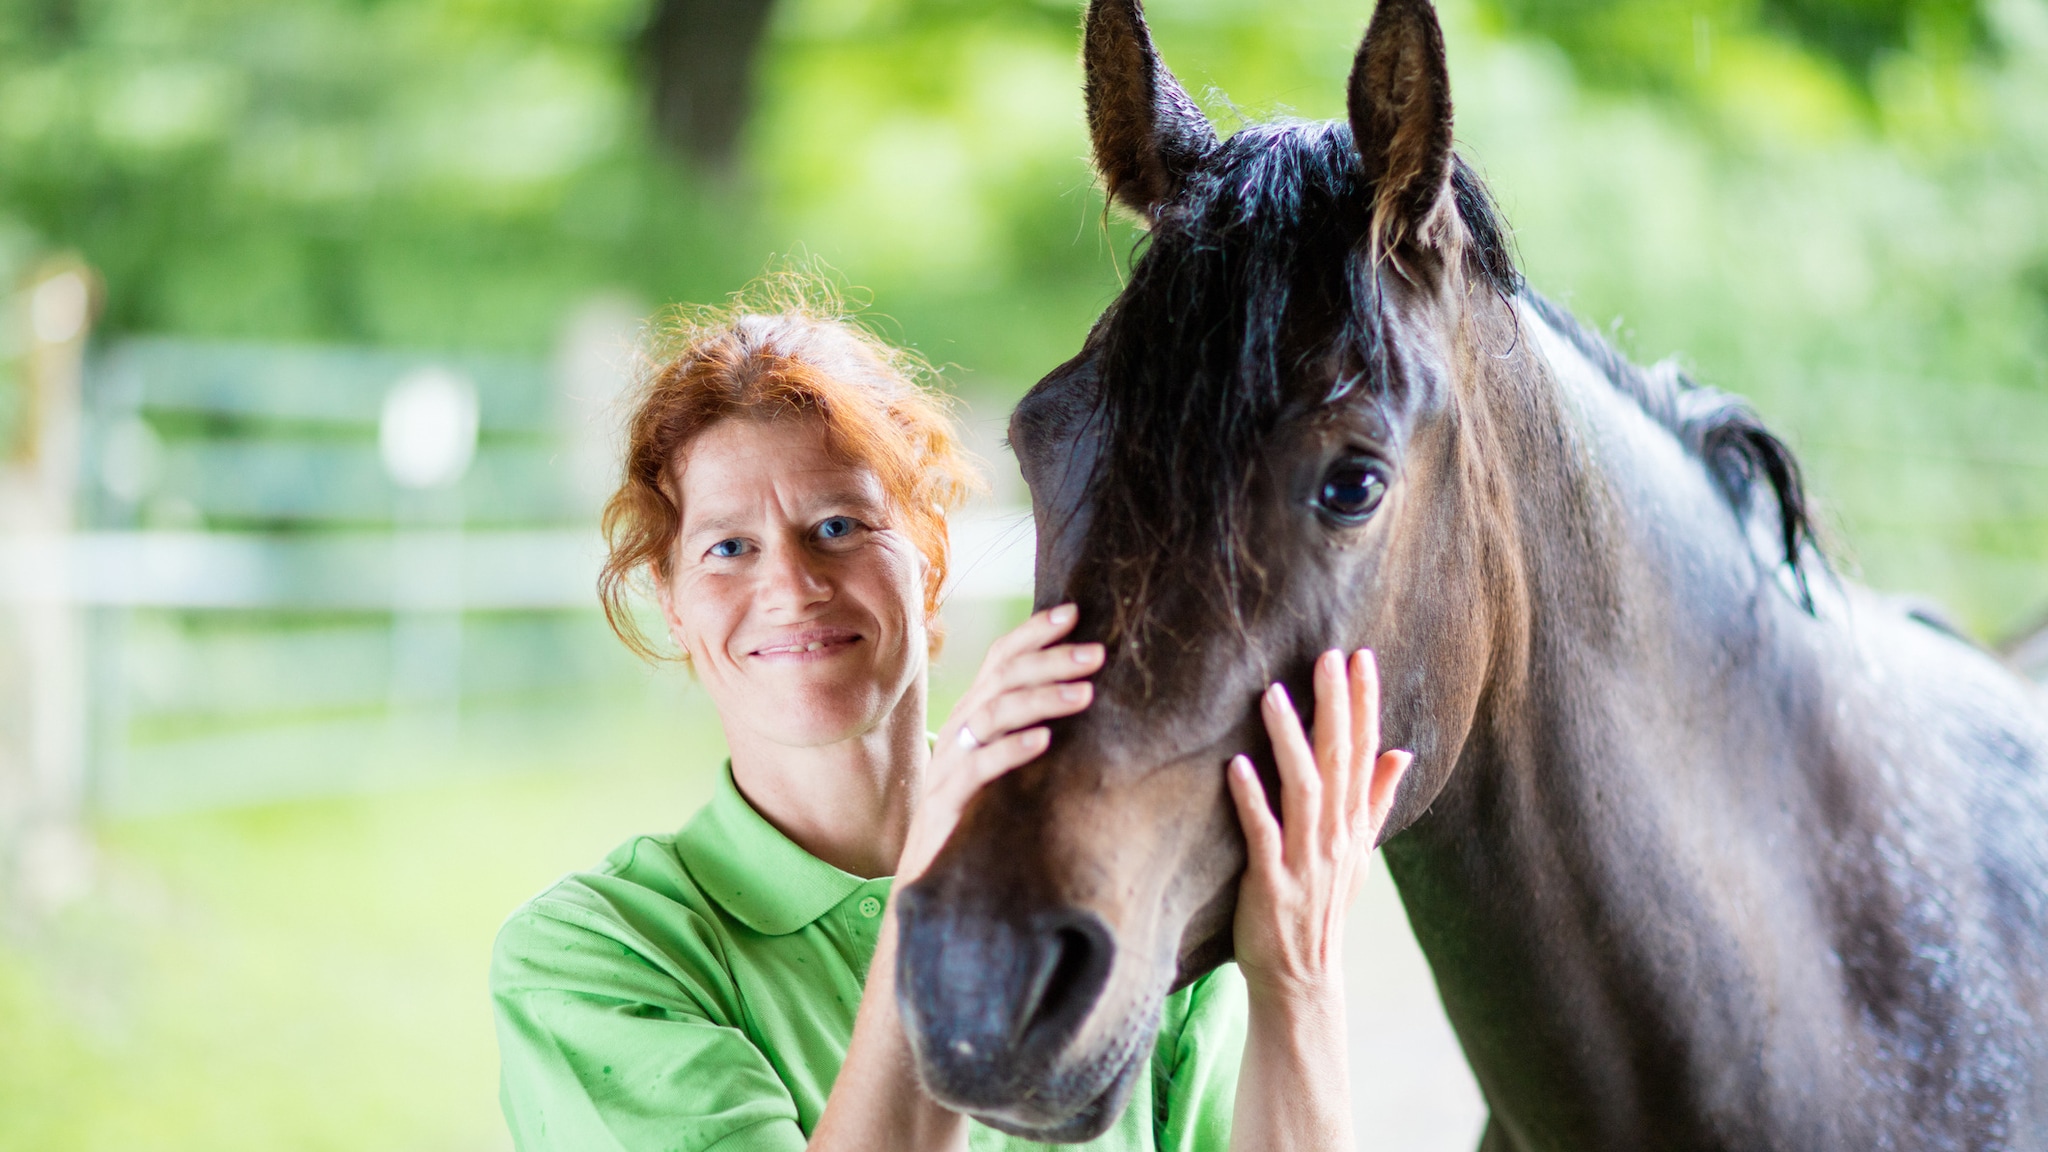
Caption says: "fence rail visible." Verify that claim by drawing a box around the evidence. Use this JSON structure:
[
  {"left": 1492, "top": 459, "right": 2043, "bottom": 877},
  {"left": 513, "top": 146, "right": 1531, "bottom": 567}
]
[
  {"left": 0, "top": 328, "right": 1040, "bottom": 827},
  {"left": 0, "top": 511, "right": 1033, "bottom": 611},
  {"left": 16, "top": 329, "right": 2024, "bottom": 831}
]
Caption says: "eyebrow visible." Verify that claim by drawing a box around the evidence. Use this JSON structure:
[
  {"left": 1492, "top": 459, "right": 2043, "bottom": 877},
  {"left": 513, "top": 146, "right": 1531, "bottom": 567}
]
[{"left": 681, "top": 491, "right": 890, "bottom": 538}]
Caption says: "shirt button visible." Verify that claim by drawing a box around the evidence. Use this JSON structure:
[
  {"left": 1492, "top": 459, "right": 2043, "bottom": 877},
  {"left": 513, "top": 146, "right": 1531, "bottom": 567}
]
[{"left": 857, "top": 896, "right": 882, "bottom": 918}]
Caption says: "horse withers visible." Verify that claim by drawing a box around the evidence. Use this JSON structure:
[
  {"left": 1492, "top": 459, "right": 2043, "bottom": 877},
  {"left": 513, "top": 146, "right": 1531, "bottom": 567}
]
[{"left": 892, "top": 0, "right": 2048, "bottom": 1145}]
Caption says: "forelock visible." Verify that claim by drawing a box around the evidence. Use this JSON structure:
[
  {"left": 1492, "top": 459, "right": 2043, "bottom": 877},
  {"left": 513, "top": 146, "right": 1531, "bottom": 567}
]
[{"left": 1075, "top": 121, "right": 1517, "bottom": 675}]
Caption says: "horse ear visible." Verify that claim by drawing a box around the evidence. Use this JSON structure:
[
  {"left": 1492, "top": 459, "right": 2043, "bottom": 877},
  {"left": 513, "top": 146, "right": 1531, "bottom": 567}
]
[
  {"left": 1084, "top": 0, "right": 1219, "bottom": 221},
  {"left": 1347, "top": 0, "right": 1456, "bottom": 259}
]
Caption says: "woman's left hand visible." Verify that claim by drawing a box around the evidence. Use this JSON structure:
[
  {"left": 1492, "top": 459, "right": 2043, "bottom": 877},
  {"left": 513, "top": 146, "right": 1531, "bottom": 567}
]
[{"left": 1227, "top": 648, "right": 1413, "bottom": 999}]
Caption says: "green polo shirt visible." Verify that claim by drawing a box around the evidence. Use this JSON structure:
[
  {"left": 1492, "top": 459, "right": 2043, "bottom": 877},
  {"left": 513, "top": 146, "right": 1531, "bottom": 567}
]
[{"left": 491, "top": 766, "right": 1246, "bottom": 1152}]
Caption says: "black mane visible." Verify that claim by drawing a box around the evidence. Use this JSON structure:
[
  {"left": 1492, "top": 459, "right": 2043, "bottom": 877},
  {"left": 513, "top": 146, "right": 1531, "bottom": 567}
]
[
  {"left": 1522, "top": 291, "right": 1820, "bottom": 607},
  {"left": 1083, "top": 119, "right": 1817, "bottom": 657}
]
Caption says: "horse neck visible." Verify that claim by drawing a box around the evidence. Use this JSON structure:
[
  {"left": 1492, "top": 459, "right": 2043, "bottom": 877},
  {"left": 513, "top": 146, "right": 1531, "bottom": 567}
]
[
  {"left": 1448, "top": 294, "right": 1806, "bottom": 795},
  {"left": 1383, "top": 291, "right": 1823, "bottom": 1093}
]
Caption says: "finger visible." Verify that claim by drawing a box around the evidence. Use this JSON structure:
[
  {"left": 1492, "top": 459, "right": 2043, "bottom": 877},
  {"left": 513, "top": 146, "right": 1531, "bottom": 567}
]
[
  {"left": 1365, "top": 749, "right": 1413, "bottom": 841},
  {"left": 929, "top": 725, "right": 1052, "bottom": 808},
  {"left": 956, "top": 605, "right": 1086, "bottom": 727},
  {"left": 1312, "top": 649, "right": 1352, "bottom": 841},
  {"left": 1261, "top": 682, "right": 1320, "bottom": 868},
  {"left": 959, "top": 726, "right": 1053, "bottom": 791},
  {"left": 985, "top": 603, "right": 1080, "bottom": 666},
  {"left": 907, "top": 725, "right": 1055, "bottom": 880},
  {"left": 1226, "top": 754, "right": 1283, "bottom": 878},
  {"left": 970, "top": 680, "right": 1093, "bottom": 745},
  {"left": 985, "top": 642, "right": 1105, "bottom": 694},
  {"left": 1349, "top": 648, "right": 1380, "bottom": 828},
  {"left": 926, "top": 723, "right": 985, "bottom": 795}
]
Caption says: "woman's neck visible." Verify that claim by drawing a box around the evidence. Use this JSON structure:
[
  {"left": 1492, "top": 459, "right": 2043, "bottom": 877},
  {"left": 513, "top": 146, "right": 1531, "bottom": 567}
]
[{"left": 725, "top": 675, "right": 931, "bottom": 879}]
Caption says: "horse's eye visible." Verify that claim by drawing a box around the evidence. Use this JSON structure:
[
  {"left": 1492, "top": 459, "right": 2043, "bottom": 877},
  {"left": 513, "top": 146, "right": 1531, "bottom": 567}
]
[{"left": 1316, "top": 457, "right": 1388, "bottom": 525}]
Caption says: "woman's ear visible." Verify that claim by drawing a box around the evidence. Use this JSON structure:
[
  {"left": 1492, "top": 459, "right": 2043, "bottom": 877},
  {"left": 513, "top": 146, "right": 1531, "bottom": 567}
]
[{"left": 650, "top": 561, "right": 692, "bottom": 662}]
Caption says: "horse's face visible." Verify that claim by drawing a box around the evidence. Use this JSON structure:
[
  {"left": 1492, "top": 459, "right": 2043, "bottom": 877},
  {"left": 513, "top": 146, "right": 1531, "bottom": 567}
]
[{"left": 894, "top": 0, "right": 1509, "bottom": 1139}]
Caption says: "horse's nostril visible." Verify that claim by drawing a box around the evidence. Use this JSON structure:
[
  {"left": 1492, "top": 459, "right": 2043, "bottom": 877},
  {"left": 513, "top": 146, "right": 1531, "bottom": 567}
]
[
  {"left": 895, "top": 894, "right": 1121, "bottom": 1116},
  {"left": 1015, "top": 919, "right": 1112, "bottom": 1046},
  {"left": 1018, "top": 926, "right": 1091, "bottom": 1040}
]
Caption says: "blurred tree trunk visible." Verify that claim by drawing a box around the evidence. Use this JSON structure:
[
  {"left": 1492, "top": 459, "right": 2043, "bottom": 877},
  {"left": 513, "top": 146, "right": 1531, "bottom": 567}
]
[{"left": 642, "top": 0, "right": 780, "bottom": 170}]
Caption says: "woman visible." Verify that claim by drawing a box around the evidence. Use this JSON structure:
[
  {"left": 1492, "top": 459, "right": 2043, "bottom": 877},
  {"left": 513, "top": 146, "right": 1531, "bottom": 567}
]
[{"left": 490, "top": 287, "right": 1412, "bottom": 1151}]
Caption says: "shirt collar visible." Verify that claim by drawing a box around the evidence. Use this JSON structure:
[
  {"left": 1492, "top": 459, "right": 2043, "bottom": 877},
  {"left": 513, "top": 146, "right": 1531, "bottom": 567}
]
[{"left": 676, "top": 763, "right": 870, "bottom": 936}]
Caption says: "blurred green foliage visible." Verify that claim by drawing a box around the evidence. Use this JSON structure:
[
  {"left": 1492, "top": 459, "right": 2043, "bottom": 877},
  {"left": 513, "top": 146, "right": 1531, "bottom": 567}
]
[
  {"left": 0, "top": 0, "right": 741, "bottom": 349},
  {"left": 1447, "top": 0, "right": 2048, "bottom": 632},
  {"left": 0, "top": 0, "right": 2040, "bottom": 611},
  {"left": 2, "top": 0, "right": 2044, "bottom": 632},
  {"left": 0, "top": 0, "right": 1139, "bottom": 392},
  {"left": 1481, "top": 0, "right": 1987, "bottom": 98}
]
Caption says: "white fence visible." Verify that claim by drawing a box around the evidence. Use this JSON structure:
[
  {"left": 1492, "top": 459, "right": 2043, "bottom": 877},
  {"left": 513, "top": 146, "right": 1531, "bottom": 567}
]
[
  {"left": 0, "top": 324, "right": 1036, "bottom": 838},
  {"left": 1, "top": 517, "right": 1031, "bottom": 613}
]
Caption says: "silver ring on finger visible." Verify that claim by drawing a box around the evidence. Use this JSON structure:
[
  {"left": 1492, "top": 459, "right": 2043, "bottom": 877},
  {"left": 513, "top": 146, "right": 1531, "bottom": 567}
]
[{"left": 957, "top": 725, "right": 981, "bottom": 750}]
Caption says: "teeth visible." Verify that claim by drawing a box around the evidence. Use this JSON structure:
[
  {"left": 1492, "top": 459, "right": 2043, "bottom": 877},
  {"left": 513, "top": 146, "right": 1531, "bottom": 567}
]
[{"left": 759, "top": 638, "right": 846, "bottom": 654}]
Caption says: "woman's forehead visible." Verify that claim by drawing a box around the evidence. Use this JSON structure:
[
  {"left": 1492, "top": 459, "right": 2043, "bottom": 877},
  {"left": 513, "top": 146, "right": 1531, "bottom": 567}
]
[{"left": 673, "top": 417, "right": 886, "bottom": 518}]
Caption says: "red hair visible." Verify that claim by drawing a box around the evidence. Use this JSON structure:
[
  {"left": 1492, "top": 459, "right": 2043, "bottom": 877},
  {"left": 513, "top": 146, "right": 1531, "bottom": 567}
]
[{"left": 599, "top": 279, "right": 980, "bottom": 660}]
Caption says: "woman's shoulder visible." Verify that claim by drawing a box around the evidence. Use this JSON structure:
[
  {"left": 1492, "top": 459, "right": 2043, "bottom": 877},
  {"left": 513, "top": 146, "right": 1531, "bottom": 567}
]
[
  {"left": 490, "top": 828, "right": 738, "bottom": 1008},
  {"left": 505, "top": 828, "right": 704, "bottom": 927}
]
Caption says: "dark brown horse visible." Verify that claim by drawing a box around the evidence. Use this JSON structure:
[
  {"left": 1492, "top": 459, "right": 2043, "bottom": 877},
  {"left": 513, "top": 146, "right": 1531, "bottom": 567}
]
[{"left": 893, "top": 0, "right": 2048, "bottom": 1146}]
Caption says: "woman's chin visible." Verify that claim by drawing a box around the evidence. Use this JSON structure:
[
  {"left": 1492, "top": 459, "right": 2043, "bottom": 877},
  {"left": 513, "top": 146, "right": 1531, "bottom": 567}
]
[
  {"left": 709, "top": 652, "right": 921, "bottom": 750},
  {"left": 737, "top": 693, "right": 896, "bottom": 750}
]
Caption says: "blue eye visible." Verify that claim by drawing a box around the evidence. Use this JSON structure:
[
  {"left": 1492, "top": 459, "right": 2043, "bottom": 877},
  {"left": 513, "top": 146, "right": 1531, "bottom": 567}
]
[
  {"left": 709, "top": 539, "right": 747, "bottom": 558},
  {"left": 817, "top": 516, "right": 857, "bottom": 540}
]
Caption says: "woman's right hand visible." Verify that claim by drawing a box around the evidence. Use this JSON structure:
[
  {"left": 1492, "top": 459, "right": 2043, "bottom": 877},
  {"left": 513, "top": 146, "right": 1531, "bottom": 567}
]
[{"left": 896, "top": 603, "right": 1103, "bottom": 883}]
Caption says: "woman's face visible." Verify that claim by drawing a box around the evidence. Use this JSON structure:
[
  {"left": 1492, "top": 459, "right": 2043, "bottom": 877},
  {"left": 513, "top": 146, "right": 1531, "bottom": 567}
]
[{"left": 658, "top": 415, "right": 929, "bottom": 749}]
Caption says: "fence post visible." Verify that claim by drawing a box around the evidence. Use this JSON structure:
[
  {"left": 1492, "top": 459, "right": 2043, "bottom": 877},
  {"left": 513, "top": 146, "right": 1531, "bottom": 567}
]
[
  {"left": 1, "top": 259, "right": 97, "bottom": 910},
  {"left": 381, "top": 367, "right": 478, "bottom": 751}
]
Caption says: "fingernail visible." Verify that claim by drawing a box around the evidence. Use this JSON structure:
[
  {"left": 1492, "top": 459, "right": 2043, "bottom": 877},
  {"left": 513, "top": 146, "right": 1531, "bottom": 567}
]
[
  {"left": 1266, "top": 682, "right": 1285, "bottom": 705},
  {"left": 1026, "top": 728, "right": 1050, "bottom": 748},
  {"left": 1061, "top": 682, "right": 1090, "bottom": 703},
  {"left": 1050, "top": 604, "right": 1077, "bottom": 625},
  {"left": 1230, "top": 754, "right": 1254, "bottom": 776},
  {"left": 1073, "top": 643, "right": 1103, "bottom": 664}
]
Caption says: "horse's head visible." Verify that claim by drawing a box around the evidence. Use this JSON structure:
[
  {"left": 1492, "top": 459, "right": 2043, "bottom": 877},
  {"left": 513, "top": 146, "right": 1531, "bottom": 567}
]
[{"left": 895, "top": 0, "right": 1523, "bottom": 1137}]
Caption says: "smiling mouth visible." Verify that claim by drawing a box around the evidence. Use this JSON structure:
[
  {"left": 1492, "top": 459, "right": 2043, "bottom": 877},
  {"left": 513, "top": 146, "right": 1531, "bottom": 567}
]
[{"left": 751, "top": 629, "right": 862, "bottom": 659}]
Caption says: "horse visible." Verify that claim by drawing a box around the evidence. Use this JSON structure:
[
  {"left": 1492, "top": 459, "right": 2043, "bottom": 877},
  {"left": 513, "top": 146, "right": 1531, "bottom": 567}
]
[{"left": 892, "top": 0, "right": 2048, "bottom": 1146}]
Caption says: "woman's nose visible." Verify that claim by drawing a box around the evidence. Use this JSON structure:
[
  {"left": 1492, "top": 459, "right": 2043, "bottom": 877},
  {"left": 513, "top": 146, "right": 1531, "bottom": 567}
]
[{"left": 758, "top": 539, "right": 832, "bottom": 610}]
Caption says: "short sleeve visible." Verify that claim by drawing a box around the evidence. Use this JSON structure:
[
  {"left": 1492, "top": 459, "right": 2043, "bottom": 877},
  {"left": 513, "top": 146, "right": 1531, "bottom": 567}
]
[
  {"left": 492, "top": 904, "right": 807, "bottom": 1152},
  {"left": 1153, "top": 964, "right": 1247, "bottom": 1152}
]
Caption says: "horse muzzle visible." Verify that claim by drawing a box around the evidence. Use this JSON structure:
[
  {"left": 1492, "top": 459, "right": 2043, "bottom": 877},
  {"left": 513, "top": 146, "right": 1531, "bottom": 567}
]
[{"left": 892, "top": 886, "right": 1159, "bottom": 1141}]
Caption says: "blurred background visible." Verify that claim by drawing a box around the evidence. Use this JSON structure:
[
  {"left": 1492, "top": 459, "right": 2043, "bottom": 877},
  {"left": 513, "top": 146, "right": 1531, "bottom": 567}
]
[{"left": 0, "top": 0, "right": 2044, "bottom": 1147}]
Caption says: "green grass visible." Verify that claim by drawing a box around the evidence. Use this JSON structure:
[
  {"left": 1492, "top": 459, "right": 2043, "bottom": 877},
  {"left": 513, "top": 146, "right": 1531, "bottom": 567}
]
[
  {"left": 0, "top": 698, "right": 728, "bottom": 1152},
  {"left": 0, "top": 638, "right": 1006, "bottom": 1152}
]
